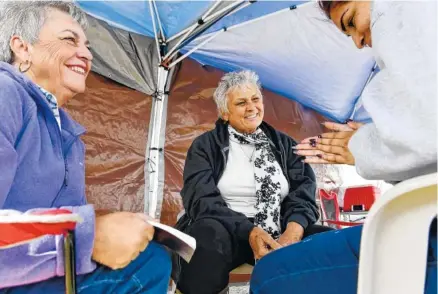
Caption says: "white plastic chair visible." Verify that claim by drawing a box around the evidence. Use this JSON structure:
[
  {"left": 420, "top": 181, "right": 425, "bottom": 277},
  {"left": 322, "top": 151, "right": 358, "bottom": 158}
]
[{"left": 357, "top": 173, "right": 437, "bottom": 294}]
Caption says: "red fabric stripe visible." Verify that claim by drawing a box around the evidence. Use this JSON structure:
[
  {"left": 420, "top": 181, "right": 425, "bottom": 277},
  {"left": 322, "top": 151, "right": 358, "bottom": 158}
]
[
  {"left": 0, "top": 209, "right": 76, "bottom": 248},
  {"left": 324, "top": 220, "right": 363, "bottom": 227},
  {"left": 0, "top": 222, "right": 76, "bottom": 247}
]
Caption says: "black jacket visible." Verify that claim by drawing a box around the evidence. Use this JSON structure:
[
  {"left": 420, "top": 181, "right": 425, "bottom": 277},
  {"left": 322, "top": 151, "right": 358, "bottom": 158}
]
[{"left": 178, "top": 119, "right": 319, "bottom": 241}]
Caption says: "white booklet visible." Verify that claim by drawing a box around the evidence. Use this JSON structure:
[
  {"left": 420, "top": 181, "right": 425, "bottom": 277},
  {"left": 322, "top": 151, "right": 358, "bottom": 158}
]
[{"left": 148, "top": 220, "right": 196, "bottom": 263}]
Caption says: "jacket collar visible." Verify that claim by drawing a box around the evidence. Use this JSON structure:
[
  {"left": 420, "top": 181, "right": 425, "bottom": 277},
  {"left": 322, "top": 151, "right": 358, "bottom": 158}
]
[
  {"left": 0, "top": 62, "right": 86, "bottom": 139},
  {"left": 213, "top": 118, "right": 282, "bottom": 151},
  {"left": 212, "top": 119, "right": 230, "bottom": 149}
]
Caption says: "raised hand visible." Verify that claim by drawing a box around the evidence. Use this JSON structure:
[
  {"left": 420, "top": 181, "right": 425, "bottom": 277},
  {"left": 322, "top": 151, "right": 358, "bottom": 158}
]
[{"left": 293, "top": 121, "right": 364, "bottom": 165}]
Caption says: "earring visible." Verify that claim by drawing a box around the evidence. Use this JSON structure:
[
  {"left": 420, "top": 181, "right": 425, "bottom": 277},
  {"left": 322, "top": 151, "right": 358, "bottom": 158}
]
[{"left": 19, "top": 60, "right": 31, "bottom": 73}]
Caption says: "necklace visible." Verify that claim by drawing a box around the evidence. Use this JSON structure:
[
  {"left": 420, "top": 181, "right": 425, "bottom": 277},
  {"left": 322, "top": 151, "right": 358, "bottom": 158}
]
[{"left": 239, "top": 144, "right": 255, "bottom": 163}]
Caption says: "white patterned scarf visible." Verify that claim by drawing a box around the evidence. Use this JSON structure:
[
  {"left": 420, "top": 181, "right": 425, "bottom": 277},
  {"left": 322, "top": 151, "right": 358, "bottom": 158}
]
[{"left": 228, "top": 125, "right": 282, "bottom": 239}]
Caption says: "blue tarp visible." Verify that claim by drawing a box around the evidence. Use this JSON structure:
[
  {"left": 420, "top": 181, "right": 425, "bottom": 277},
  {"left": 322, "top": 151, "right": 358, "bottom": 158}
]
[
  {"left": 203, "top": 1, "right": 307, "bottom": 35},
  {"left": 78, "top": 1, "right": 213, "bottom": 38},
  {"left": 77, "top": 0, "right": 373, "bottom": 122}
]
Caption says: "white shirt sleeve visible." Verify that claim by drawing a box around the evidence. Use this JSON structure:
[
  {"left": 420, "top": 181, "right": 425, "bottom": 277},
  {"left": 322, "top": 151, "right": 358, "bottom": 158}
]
[{"left": 348, "top": 1, "right": 437, "bottom": 181}]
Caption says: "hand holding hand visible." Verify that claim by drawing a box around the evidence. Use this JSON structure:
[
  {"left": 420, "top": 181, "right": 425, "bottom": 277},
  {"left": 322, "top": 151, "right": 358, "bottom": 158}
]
[
  {"left": 92, "top": 212, "right": 155, "bottom": 270},
  {"left": 249, "top": 227, "right": 282, "bottom": 260}
]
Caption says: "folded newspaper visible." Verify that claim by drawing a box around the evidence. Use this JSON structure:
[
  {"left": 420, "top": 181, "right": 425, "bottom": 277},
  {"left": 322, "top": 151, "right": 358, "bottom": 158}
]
[{"left": 148, "top": 220, "right": 196, "bottom": 263}]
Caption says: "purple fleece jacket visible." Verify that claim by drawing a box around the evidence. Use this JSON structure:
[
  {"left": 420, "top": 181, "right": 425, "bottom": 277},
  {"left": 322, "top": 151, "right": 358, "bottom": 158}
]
[{"left": 0, "top": 62, "right": 96, "bottom": 288}]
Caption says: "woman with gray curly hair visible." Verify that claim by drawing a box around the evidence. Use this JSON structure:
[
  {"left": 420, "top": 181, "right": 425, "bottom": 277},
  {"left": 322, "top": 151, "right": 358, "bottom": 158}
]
[
  {"left": 175, "top": 70, "right": 332, "bottom": 294},
  {"left": 0, "top": 2, "right": 170, "bottom": 293}
]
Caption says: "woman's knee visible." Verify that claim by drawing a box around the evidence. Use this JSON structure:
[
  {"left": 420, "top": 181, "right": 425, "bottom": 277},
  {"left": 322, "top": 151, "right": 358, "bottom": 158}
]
[
  {"left": 187, "top": 218, "right": 229, "bottom": 234},
  {"left": 252, "top": 227, "right": 362, "bottom": 283},
  {"left": 76, "top": 242, "right": 171, "bottom": 294},
  {"left": 187, "top": 218, "right": 233, "bottom": 248},
  {"left": 180, "top": 218, "right": 235, "bottom": 274},
  {"left": 126, "top": 241, "right": 172, "bottom": 286},
  {"left": 142, "top": 241, "right": 172, "bottom": 277}
]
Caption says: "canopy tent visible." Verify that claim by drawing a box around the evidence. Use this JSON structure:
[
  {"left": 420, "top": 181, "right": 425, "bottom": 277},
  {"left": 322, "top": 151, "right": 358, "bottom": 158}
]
[{"left": 69, "top": 0, "right": 377, "bottom": 224}]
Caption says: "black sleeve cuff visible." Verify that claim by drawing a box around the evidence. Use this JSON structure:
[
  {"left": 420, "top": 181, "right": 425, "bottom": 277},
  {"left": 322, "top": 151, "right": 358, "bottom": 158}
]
[
  {"left": 236, "top": 219, "right": 256, "bottom": 241},
  {"left": 287, "top": 214, "right": 309, "bottom": 230}
]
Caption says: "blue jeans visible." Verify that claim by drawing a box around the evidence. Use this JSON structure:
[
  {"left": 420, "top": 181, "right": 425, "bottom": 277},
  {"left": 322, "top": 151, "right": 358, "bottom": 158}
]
[
  {"left": 2, "top": 242, "right": 171, "bottom": 294},
  {"left": 250, "top": 225, "right": 437, "bottom": 294}
]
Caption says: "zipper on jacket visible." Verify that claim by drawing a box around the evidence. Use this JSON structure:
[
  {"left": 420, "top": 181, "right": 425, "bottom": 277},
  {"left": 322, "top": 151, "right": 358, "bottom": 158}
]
[
  {"left": 64, "top": 161, "right": 69, "bottom": 187},
  {"left": 51, "top": 138, "right": 78, "bottom": 206}
]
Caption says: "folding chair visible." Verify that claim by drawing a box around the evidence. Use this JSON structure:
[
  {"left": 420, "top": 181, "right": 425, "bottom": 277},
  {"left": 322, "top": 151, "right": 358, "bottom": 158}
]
[
  {"left": 318, "top": 189, "right": 363, "bottom": 229},
  {"left": 341, "top": 186, "right": 378, "bottom": 223},
  {"left": 0, "top": 209, "right": 81, "bottom": 294}
]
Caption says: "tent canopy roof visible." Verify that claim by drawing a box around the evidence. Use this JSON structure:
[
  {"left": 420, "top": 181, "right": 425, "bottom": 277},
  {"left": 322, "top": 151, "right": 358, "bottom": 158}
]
[{"left": 77, "top": 0, "right": 375, "bottom": 122}]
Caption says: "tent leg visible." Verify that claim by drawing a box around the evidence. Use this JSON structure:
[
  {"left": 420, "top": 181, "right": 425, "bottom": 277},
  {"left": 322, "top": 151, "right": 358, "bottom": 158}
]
[{"left": 145, "top": 66, "right": 171, "bottom": 219}]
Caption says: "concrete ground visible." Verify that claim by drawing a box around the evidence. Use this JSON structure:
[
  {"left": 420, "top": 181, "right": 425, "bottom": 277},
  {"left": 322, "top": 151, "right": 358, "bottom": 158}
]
[{"left": 229, "top": 283, "right": 250, "bottom": 294}]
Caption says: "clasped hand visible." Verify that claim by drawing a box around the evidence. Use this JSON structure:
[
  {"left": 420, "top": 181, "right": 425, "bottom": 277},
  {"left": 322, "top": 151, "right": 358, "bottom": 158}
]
[
  {"left": 249, "top": 222, "right": 304, "bottom": 260},
  {"left": 92, "top": 212, "right": 155, "bottom": 269}
]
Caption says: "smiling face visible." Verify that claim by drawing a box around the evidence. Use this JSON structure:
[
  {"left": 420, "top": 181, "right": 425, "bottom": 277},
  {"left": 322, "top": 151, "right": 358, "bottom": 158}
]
[
  {"left": 222, "top": 83, "right": 264, "bottom": 134},
  {"left": 13, "top": 9, "right": 92, "bottom": 105},
  {"left": 329, "top": 1, "right": 372, "bottom": 49}
]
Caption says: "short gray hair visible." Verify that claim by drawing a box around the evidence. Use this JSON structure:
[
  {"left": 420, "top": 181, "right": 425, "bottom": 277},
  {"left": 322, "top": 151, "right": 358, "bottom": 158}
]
[
  {"left": 0, "top": 1, "right": 87, "bottom": 64},
  {"left": 213, "top": 70, "right": 262, "bottom": 116}
]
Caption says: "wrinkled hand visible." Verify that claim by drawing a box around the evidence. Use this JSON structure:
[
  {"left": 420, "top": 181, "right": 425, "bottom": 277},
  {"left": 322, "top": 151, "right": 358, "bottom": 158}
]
[
  {"left": 249, "top": 227, "right": 282, "bottom": 260},
  {"left": 277, "top": 222, "right": 304, "bottom": 246},
  {"left": 293, "top": 121, "right": 364, "bottom": 165},
  {"left": 92, "top": 212, "right": 155, "bottom": 270}
]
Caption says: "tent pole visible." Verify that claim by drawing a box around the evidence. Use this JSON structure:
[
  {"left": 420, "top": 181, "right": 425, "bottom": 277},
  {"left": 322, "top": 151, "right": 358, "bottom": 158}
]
[
  {"left": 166, "top": 0, "right": 245, "bottom": 45},
  {"left": 201, "top": 0, "right": 224, "bottom": 20},
  {"left": 194, "top": 2, "right": 310, "bottom": 43},
  {"left": 152, "top": 0, "right": 166, "bottom": 42},
  {"left": 164, "top": 0, "right": 247, "bottom": 65},
  {"left": 163, "top": 25, "right": 198, "bottom": 61},
  {"left": 147, "top": 1, "right": 246, "bottom": 218},
  {"left": 167, "top": 1, "right": 252, "bottom": 63},
  {"left": 168, "top": 30, "right": 224, "bottom": 69},
  {"left": 166, "top": 23, "right": 197, "bottom": 44},
  {"left": 216, "top": 1, "right": 251, "bottom": 19},
  {"left": 145, "top": 66, "right": 170, "bottom": 218},
  {"left": 149, "top": 0, "right": 162, "bottom": 60}
]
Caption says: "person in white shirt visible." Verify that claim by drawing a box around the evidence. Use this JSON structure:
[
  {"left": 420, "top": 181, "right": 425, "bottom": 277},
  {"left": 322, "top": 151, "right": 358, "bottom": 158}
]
[
  {"left": 294, "top": 0, "right": 437, "bottom": 183},
  {"left": 250, "top": 2, "right": 437, "bottom": 294}
]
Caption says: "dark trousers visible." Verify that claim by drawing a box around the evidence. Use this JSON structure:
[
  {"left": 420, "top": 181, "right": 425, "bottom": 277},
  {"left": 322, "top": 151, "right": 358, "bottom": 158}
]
[{"left": 177, "top": 218, "right": 333, "bottom": 294}]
